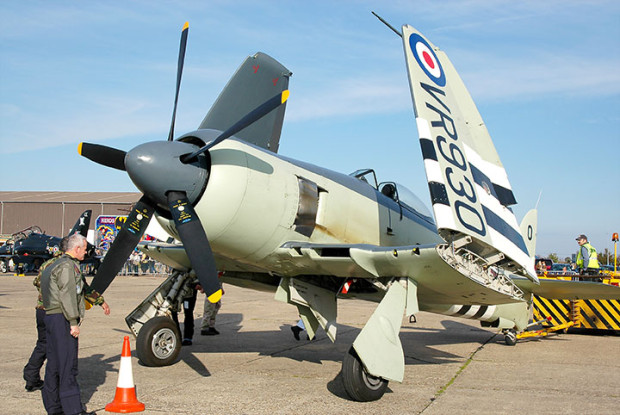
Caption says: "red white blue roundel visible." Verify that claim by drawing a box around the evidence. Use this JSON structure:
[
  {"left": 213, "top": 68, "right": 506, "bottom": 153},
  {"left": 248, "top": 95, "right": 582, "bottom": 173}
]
[{"left": 409, "top": 33, "right": 446, "bottom": 87}]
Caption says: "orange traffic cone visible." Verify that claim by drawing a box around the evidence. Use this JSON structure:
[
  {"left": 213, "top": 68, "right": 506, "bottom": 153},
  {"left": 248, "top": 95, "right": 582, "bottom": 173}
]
[{"left": 105, "top": 336, "right": 145, "bottom": 413}]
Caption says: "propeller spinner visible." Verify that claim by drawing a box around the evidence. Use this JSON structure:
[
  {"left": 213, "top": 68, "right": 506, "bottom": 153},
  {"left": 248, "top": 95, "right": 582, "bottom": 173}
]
[{"left": 79, "top": 22, "right": 288, "bottom": 302}]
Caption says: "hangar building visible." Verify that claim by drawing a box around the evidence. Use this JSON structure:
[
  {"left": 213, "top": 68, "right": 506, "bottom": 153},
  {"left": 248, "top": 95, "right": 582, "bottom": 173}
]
[{"left": 0, "top": 191, "right": 141, "bottom": 238}]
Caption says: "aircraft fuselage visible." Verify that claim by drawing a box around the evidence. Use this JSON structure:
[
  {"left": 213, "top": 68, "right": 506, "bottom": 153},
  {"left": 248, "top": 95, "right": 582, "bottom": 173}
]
[{"left": 154, "top": 136, "right": 443, "bottom": 276}]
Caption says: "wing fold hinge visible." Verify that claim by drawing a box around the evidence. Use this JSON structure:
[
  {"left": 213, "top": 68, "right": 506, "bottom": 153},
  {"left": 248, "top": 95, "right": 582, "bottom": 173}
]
[{"left": 437, "top": 243, "right": 524, "bottom": 301}]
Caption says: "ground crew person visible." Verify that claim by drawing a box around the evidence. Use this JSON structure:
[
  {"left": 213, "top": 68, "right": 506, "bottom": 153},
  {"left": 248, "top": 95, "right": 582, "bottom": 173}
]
[
  {"left": 23, "top": 237, "right": 110, "bottom": 393},
  {"left": 172, "top": 279, "right": 200, "bottom": 345},
  {"left": 40, "top": 234, "right": 97, "bottom": 415},
  {"left": 575, "top": 234, "right": 600, "bottom": 275},
  {"left": 201, "top": 272, "right": 223, "bottom": 336}
]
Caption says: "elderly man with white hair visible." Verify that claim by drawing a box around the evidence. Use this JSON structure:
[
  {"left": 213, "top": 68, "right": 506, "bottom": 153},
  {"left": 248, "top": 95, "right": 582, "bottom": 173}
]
[{"left": 40, "top": 233, "right": 97, "bottom": 415}]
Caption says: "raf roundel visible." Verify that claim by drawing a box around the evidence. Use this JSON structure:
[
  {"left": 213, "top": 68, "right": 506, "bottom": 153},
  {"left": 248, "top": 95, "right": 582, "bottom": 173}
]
[{"left": 409, "top": 33, "right": 446, "bottom": 87}]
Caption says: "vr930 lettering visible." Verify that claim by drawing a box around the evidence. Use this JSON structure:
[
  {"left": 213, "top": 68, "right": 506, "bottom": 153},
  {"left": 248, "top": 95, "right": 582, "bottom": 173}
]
[{"left": 422, "top": 82, "right": 486, "bottom": 237}]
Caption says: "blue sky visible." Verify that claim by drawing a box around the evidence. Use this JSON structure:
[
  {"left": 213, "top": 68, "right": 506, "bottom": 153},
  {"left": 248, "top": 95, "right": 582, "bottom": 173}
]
[{"left": 1, "top": 1, "right": 618, "bottom": 259}]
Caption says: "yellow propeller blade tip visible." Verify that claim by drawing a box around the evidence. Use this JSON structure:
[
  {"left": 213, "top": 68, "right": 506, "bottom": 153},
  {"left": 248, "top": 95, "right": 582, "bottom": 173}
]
[
  {"left": 281, "top": 90, "right": 290, "bottom": 104},
  {"left": 183, "top": 22, "right": 189, "bottom": 31},
  {"left": 77, "top": 142, "right": 83, "bottom": 155},
  {"left": 208, "top": 289, "right": 222, "bottom": 304}
]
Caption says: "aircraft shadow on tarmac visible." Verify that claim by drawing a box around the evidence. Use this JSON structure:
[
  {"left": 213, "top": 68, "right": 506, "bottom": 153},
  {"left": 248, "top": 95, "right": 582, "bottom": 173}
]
[
  {"left": 75, "top": 314, "right": 507, "bottom": 402},
  {"left": 173, "top": 313, "right": 502, "bottom": 374}
]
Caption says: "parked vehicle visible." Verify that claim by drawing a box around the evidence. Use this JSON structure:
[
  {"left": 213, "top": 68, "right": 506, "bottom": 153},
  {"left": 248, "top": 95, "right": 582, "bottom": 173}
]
[
  {"left": 548, "top": 263, "right": 577, "bottom": 275},
  {"left": 535, "top": 257, "right": 553, "bottom": 273}
]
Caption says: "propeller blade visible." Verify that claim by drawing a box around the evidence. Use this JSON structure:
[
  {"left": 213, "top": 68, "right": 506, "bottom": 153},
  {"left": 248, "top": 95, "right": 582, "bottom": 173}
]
[
  {"left": 91, "top": 196, "right": 155, "bottom": 293},
  {"left": 78, "top": 142, "right": 127, "bottom": 171},
  {"left": 168, "top": 21, "right": 189, "bottom": 142},
  {"left": 167, "top": 191, "right": 222, "bottom": 303},
  {"left": 182, "top": 90, "right": 290, "bottom": 162}
]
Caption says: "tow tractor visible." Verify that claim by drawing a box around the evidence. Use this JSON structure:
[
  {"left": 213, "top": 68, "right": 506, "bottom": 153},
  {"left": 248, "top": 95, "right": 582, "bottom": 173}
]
[{"left": 516, "top": 316, "right": 574, "bottom": 342}]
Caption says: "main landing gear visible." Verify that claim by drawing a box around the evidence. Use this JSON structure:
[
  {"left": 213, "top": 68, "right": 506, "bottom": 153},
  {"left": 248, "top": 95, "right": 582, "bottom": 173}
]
[
  {"left": 342, "top": 347, "right": 389, "bottom": 402},
  {"left": 125, "top": 271, "right": 191, "bottom": 367}
]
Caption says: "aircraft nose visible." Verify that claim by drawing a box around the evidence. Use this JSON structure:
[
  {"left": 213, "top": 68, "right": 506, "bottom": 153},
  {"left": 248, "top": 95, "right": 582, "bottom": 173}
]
[{"left": 125, "top": 140, "right": 209, "bottom": 209}]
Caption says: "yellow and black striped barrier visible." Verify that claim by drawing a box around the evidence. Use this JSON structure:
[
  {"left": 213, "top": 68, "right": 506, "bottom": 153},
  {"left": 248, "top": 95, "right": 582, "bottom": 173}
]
[{"left": 533, "top": 275, "right": 620, "bottom": 331}]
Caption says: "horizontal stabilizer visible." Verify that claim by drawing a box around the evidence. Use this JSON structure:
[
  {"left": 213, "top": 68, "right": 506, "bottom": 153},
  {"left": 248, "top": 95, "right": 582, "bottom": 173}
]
[{"left": 514, "top": 277, "right": 620, "bottom": 300}]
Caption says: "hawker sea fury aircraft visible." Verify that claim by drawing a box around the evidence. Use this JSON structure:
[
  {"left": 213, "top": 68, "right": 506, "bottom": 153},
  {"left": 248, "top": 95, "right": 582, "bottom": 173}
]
[{"left": 79, "top": 21, "right": 620, "bottom": 402}]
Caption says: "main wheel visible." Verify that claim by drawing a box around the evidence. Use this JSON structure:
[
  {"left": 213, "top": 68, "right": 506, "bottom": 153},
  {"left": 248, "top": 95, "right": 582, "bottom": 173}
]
[
  {"left": 342, "top": 346, "right": 388, "bottom": 402},
  {"left": 136, "top": 316, "right": 181, "bottom": 367}
]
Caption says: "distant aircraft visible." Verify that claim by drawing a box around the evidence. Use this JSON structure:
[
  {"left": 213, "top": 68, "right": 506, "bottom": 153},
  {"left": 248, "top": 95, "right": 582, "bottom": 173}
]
[
  {"left": 78, "top": 20, "right": 620, "bottom": 401},
  {"left": 0, "top": 210, "right": 94, "bottom": 273}
]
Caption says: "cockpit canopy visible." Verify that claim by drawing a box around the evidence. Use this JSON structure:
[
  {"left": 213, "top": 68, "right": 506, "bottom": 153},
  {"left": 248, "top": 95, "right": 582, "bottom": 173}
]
[{"left": 350, "top": 168, "right": 434, "bottom": 223}]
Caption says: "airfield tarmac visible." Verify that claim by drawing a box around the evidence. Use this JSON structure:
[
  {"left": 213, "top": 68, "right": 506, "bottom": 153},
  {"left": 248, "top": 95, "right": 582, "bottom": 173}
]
[{"left": 1, "top": 273, "right": 618, "bottom": 415}]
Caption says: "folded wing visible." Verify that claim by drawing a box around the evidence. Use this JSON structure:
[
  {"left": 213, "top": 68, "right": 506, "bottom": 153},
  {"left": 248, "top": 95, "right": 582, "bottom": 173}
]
[{"left": 402, "top": 25, "right": 536, "bottom": 282}]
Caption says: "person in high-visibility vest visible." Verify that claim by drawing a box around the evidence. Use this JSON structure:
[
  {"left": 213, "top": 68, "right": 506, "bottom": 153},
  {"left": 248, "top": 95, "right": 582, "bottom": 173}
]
[{"left": 575, "top": 234, "right": 600, "bottom": 274}]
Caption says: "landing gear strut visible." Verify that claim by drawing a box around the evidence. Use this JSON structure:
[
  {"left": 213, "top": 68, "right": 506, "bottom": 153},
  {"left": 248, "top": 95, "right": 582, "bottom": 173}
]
[{"left": 342, "top": 346, "right": 388, "bottom": 402}]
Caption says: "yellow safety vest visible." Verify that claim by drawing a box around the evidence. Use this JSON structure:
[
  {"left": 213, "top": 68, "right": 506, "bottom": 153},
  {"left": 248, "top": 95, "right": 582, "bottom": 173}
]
[{"left": 576, "top": 242, "right": 599, "bottom": 269}]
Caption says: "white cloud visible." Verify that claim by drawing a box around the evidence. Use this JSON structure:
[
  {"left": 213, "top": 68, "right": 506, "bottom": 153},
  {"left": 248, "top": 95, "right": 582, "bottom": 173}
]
[
  {"left": 286, "top": 76, "right": 408, "bottom": 122},
  {"left": 460, "top": 54, "right": 620, "bottom": 102},
  {"left": 0, "top": 95, "right": 169, "bottom": 154}
]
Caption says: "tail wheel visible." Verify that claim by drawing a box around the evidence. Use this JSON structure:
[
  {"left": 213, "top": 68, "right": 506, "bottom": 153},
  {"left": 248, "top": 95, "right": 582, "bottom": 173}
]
[
  {"left": 136, "top": 316, "right": 181, "bottom": 366},
  {"left": 504, "top": 330, "right": 517, "bottom": 346},
  {"left": 342, "top": 346, "right": 388, "bottom": 402}
]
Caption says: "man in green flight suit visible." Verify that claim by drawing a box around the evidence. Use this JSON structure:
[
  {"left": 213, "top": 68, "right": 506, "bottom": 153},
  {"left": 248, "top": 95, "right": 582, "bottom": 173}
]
[
  {"left": 24, "top": 236, "right": 110, "bottom": 393},
  {"left": 40, "top": 234, "right": 105, "bottom": 415}
]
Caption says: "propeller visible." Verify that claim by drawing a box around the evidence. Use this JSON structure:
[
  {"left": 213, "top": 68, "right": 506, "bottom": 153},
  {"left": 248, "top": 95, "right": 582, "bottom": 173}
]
[
  {"left": 182, "top": 89, "right": 289, "bottom": 162},
  {"left": 90, "top": 196, "right": 155, "bottom": 293},
  {"left": 78, "top": 143, "right": 126, "bottom": 171},
  {"left": 168, "top": 22, "right": 188, "bottom": 142},
  {"left": 79, "top": 22, "right": 288, "bottom": 302},
  {"left": 167, "top": 191, "right": 221, "bottom": 303}
]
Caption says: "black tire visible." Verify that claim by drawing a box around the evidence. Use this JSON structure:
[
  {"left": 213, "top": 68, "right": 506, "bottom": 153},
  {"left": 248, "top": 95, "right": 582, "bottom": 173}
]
[
  {"left": 136, "top": 316, "right": 181, "bottom": 367},
  {"left": 504, "top": 330, "right": 517, "bottom": 346},
  {"left": 342, "top": 346, "right": 388, "bottom": 402}
]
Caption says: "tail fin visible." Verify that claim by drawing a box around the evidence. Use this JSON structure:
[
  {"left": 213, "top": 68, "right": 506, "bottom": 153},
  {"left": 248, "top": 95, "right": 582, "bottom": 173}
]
[
  {"left": 199, "top": 52, "right": 292, "bottom": 153},
  {"left": 519, "top": 209, "right": 537, "bottom": 258},
  {"left": 402, "top": 25, "right": 536, "bottom": 282},
  {"left": 67, "top": 210, "right": 91, "bottom": 237}
]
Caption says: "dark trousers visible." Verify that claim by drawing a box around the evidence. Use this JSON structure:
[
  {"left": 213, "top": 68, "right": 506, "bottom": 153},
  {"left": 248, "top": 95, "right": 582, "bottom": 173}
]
[
  {"left": 171, "top": 289, "right": 197, "bottom": 340},
  {"left": 24, "top": 308, "right": 46, "bottom": 384},
  {"left": 42, "top": 313, "right": 82, "bottom": 415}
]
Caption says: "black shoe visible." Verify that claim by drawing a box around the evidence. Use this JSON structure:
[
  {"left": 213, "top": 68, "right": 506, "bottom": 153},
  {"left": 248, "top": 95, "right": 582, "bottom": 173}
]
[
  {"left": 291, "top": 326, "right": 302, "bottom": 341},
  {"left": 79, "top": 411, "right": 97, "bottom": 415},
  {"left": 25, "top": 379, "right": 44, "bottom": 392},
  {"left": 182, "top": 338, "right": 193, "bottom": 346},
  {"left": 200, "top": 327, "right": 219, "bottom": 336}
]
